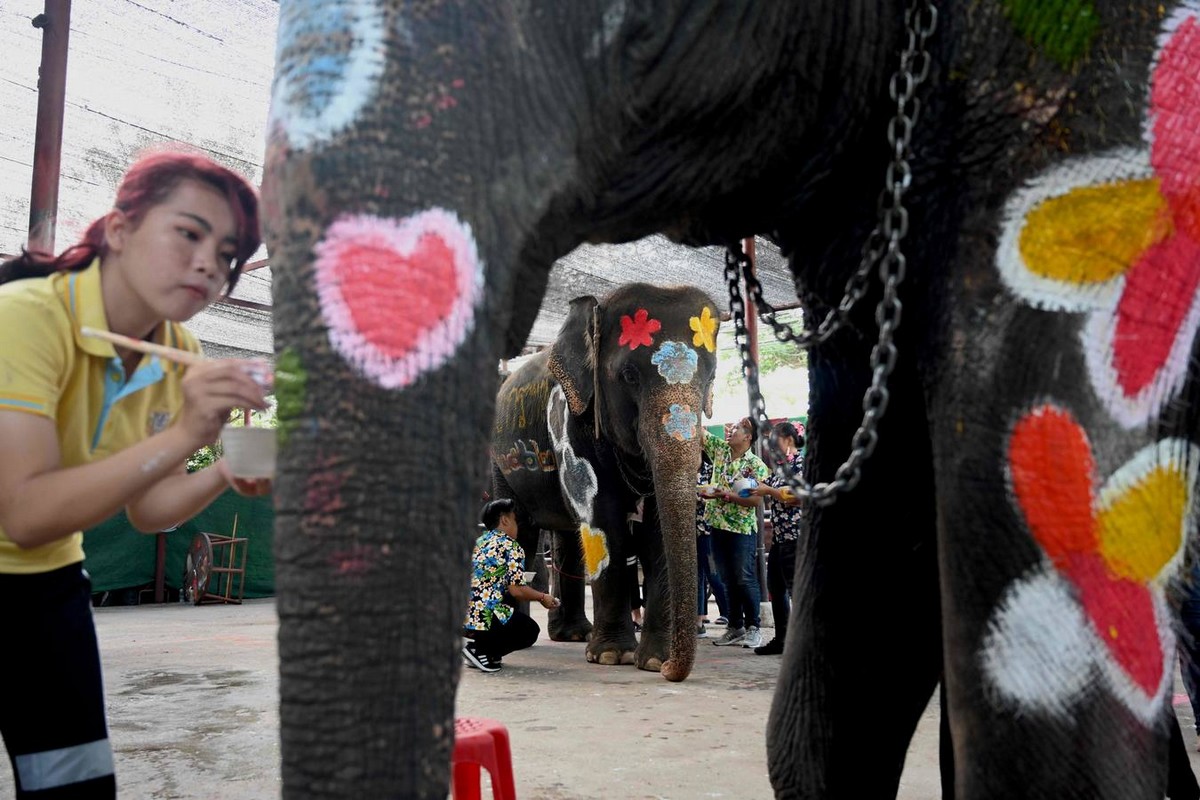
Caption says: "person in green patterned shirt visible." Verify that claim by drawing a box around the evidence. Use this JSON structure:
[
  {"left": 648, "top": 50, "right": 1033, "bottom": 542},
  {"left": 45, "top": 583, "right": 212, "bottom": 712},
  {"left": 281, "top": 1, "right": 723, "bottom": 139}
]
[{"left": 702, "top": 417, "right": 769, "bottom": 648}]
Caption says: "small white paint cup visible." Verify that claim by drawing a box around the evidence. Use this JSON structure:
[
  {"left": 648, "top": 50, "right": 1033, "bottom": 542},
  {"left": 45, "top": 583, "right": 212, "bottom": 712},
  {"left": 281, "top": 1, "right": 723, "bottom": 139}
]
[
  {"left": 522, "top": 571, "right": 537, "bottom": 584},
  {"left": 221, "top": 425, "right": 277, "bottom": 479}
]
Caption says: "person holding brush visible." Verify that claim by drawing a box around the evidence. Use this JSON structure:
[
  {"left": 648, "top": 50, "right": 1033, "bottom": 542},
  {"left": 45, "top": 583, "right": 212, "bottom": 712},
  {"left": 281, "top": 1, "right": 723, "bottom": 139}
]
[{"left": 0, "top": 150, "right": 267, "bottom": 798}]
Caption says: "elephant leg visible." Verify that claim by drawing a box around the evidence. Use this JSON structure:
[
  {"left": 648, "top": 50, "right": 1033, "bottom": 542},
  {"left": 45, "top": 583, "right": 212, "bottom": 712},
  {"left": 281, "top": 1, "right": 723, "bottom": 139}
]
[
  {"left": 632, "top": 495, "right": 673, "bottom": 672},
  {"left": 269, "top": 250, "right": 499, "bottom": 797},
  {"left": 767, "top": 330, "right": 942, "bottom": 797},
  {"left": 583, "top": 496, "right": 639, "bottom": 666},
  {"left": 263, "top": 32, "right": 548, "bottom": 792},
  {"left": 548, "top": 529, "right": 592, "bottom": 642}
]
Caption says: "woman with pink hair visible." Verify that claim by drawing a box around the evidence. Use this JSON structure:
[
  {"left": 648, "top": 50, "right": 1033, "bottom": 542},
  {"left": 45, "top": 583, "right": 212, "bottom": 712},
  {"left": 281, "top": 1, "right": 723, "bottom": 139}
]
[{"left": 0, "top": 151, "right": 269, "bottom": 798}]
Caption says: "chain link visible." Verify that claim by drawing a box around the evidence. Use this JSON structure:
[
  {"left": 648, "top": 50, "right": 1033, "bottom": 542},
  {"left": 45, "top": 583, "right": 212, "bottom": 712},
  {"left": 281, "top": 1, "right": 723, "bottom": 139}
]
[{"left": 728, "top": 0, "right": 937, "bottom": 507}]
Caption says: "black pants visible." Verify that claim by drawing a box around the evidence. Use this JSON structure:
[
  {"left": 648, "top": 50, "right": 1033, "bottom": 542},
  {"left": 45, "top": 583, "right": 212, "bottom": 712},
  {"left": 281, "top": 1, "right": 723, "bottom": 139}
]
[
  {"left": 1168, "top": 712, "right": 1200, "bottom": 800},
  {"left": 0, "top": 564, "right": 116, "bottom": 798},
  {"left": 766, "top": 538, "right": 797, "bottom": 643},
  {"left": 470, "top": 610, "right": 540, "bottom": 660}
]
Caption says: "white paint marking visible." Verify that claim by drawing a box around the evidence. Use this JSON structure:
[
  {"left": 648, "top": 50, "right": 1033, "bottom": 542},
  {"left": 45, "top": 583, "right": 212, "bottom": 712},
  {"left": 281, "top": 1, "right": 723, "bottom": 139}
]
[
  {"left": 269, "top": 0, "right": 387, "bottom": 150},
  {"left": 980, "top": 566, "right": 1095, "bottom": 717},
  {"left": 995, "top": 147, "right": 1150, "bottom": 312},
  {"left": 547, "top": 384, "right": 598, "bottom": 523}
]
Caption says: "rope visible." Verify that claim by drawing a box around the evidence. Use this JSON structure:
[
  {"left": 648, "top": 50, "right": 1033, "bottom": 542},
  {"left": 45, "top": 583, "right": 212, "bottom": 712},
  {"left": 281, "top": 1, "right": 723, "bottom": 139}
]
[
  {"left": 537, "top": 542, "right": 585, "bottom": 581},
  {"left": 592, "top": 304, "right": 602, "bottom": 440}
]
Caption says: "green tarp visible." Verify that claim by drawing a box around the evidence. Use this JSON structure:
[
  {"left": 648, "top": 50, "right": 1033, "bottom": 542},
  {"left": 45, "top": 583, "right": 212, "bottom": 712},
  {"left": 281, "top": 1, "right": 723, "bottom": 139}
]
[{"left": 82, "top": 489, "right": 275, "bottom": 598}]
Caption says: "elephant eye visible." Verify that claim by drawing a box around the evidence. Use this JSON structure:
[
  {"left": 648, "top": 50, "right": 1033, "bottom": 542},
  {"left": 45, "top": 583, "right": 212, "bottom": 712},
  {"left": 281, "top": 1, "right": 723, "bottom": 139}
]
[{"left": 620, "top": 362, "right": 639, "bottom": 386}]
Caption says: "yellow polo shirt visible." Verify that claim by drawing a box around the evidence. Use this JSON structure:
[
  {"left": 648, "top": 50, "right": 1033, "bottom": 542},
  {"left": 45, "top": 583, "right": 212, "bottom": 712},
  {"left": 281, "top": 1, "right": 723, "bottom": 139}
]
[{"left": 0, "top": 259, "right": 200, "bottom": 574}]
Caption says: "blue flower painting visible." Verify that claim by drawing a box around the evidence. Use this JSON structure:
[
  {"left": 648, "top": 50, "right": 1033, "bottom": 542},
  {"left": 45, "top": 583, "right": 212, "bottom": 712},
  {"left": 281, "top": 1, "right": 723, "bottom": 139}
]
[
  {"left": 651, "top": 341, "right": 698, "bottom": 384},
  {"left": 271, "top": 0, "right": 385, "bottom": 149},
  {"left": 663, "top": 404, "right": 698, "bottom": 441}
]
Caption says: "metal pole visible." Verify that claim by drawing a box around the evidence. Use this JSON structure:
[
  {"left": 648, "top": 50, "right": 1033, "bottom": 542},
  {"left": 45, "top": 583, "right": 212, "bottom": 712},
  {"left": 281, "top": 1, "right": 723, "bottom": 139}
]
[
  {"left": 743, "top": 237, "right": 760, "bottom": 384},
  {"left": 28, "top": 0, "right": 72, "bottom": 254},
  {"left": 741, "top": 237, "right": 770, "bottom": 601}
]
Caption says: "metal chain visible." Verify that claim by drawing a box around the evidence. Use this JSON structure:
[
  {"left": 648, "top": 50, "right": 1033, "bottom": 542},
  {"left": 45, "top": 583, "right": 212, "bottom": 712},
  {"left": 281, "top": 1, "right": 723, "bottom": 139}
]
[{"left": 728, "top": 0, "right": 937, "bottom": 507}]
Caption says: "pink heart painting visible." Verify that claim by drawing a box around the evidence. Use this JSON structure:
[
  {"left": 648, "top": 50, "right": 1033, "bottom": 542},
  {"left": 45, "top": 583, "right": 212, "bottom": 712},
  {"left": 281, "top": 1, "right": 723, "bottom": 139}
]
[{"left": 314, "top": 208, "right": 483, "bottom": 390}]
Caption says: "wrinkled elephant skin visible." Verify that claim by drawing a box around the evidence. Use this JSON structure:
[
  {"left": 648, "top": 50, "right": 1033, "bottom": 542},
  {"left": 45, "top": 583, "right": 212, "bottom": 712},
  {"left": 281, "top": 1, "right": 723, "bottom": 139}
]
[{"left": 264, "top": 2, "right": 1200, "bottom": 798}]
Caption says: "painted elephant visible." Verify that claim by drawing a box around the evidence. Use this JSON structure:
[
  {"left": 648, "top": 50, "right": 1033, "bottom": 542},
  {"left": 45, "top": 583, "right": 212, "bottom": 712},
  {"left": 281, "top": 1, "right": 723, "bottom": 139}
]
[
  {"left": 263, "top": 1, "right": 1200, "bottom": 797},
  {"left": 491, "top": 283, "right": 718, "bottom": 676}
]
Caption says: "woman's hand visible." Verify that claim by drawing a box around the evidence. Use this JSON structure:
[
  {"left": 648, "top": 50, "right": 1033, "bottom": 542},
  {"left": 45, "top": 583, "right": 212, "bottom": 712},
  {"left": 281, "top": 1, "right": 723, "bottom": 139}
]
[
  {"left": 216, "top": 459, "right": 272, "bottom": 496},
  {"left": 538, "top": 593, "right": 561, "bottom": 610},
  {"left": 177, "top": 360, "right": 269, "bottom": 448}
]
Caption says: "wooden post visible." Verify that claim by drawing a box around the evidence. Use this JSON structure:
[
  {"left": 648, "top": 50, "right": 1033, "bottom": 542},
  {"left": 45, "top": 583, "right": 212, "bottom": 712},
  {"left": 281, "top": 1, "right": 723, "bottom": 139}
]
[
  {"left": 741, "top": 237, "right": 770, "bottom": 600},
  {"left": 153, "top": 531, "right": 167, "bottom": 603},
  {"left": 27, "top": 0, "right": 72, "bottom": 253}
]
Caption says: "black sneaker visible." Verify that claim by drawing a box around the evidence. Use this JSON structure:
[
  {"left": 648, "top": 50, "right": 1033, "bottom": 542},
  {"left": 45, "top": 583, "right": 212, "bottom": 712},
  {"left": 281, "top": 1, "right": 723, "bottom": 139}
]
[
  {"left": 462, "top": 642, "right": 500, "bottom": 673},
  {"left": 754, "top": 637, "right": 785, "bottom": 655}
]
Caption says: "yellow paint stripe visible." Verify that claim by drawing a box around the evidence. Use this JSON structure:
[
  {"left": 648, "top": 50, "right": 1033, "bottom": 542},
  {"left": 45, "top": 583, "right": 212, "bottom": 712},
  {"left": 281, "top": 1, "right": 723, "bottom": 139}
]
[
  {"left": 0, "top": 391, "right": 46, "bottom": 404},
  {"left": 579, "top": 523, "right": 610, "bottom": 582},
  {"left": 1097, "top": 464, "right": 1186, "bottom": 582},
  {"left": 1020, "top": 178, "right": 1170, "bottom": 284}
]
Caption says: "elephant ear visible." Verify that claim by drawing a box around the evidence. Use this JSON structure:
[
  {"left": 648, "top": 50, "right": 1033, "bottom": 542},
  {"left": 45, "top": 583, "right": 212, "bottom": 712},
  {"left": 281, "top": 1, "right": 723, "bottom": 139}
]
[{"left": 548, "top": 295, "right": 599, "bottom": 417}]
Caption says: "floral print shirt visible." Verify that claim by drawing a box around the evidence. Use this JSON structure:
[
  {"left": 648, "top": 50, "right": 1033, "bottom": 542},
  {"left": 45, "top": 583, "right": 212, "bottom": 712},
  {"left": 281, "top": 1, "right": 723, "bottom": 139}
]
[
  {"left": 464, "top": 528, "right": 526, "bottom": 631},
  {"left": 765, "top": 451, "right": 804, "bottom": 542},
  {"left": 696, "top": 457, "right": 713, "bottom": 536},
  {"left": 702, "top": 430, "right": 769, "bottom": 536}
]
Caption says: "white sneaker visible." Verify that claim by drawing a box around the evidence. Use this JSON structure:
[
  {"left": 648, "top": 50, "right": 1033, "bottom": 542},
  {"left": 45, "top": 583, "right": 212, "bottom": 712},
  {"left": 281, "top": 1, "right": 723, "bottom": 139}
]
[
  {"left": 712, "top": 627, "right": 746, "bottom": 646},
  {"left": 741, "top": 626, "right": 763, "bottom": 648}
]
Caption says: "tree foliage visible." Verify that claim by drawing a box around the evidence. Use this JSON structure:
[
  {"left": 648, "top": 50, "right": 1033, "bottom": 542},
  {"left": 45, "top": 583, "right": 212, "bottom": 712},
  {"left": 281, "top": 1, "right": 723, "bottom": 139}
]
[{"left": 720, "top": 310, "right": 808, "bottom": 392}]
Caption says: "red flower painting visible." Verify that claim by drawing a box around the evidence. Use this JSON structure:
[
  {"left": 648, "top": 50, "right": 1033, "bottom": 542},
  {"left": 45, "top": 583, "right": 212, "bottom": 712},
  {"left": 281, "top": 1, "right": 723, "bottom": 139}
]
[
  {"left": 618, "top": 309, "right": 662, "bottom": 350},
  {"left": 986, "top": 403, "right": 1198, "bottom": 719},
  {"left": 996, "top": 7, "right": 1200, "bottom": 427}
]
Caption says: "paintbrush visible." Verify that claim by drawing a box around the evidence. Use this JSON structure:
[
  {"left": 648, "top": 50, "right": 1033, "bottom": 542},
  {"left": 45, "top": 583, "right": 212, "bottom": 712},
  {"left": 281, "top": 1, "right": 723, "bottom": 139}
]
[
  {"left": 80, "top": 326, "right": 208, "bottom": 367},
  {"left": 79, "top": 326, "right": 275, "bottom": 390}
]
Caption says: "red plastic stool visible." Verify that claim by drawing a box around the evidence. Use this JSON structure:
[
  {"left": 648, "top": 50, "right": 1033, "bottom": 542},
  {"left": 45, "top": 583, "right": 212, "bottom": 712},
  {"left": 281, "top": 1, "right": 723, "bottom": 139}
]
[{"left": 451, "top": 717, "right": 517, "bottom": 800}]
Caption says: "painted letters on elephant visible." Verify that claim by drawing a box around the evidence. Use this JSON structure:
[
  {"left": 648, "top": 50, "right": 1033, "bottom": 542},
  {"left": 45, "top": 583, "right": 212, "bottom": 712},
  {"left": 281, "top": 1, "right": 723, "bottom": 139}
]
[
  {"left": 493, "top": 378, "right": 552, "bottom": 436},
  {"left": 493, "top": 439, "right": 557, "bottom": 475}
]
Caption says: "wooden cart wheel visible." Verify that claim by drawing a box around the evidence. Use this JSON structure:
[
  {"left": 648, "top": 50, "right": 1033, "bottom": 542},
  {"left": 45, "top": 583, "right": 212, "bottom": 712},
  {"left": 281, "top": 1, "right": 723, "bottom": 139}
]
[{"left": 183, "top": 533, "right": 213, "bottom": 605}]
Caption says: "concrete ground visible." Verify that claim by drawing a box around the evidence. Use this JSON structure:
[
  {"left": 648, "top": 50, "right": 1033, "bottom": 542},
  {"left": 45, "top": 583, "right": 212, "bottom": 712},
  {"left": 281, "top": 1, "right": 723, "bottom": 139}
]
[{"left": 2, "top": 599, "right": 1196, "bottom": 799}]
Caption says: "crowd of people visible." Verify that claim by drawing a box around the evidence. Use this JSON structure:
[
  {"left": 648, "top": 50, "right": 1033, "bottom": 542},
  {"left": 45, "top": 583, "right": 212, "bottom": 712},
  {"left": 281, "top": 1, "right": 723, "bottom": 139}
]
[{"left": 696, "top": 416, "right": 803, "bottom": 654}]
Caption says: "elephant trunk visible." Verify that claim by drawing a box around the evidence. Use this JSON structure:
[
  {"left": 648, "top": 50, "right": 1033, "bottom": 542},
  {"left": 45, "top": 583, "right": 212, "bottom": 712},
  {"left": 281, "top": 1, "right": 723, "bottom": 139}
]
[{"left": 644, "top": 391, "right": 702, "bottom": 682}]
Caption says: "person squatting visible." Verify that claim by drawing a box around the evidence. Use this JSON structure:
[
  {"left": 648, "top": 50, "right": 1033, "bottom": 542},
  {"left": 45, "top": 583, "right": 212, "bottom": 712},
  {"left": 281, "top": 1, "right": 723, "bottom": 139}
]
[{"left": 462, "top": 499, "right": 560, "bottom": 673}]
